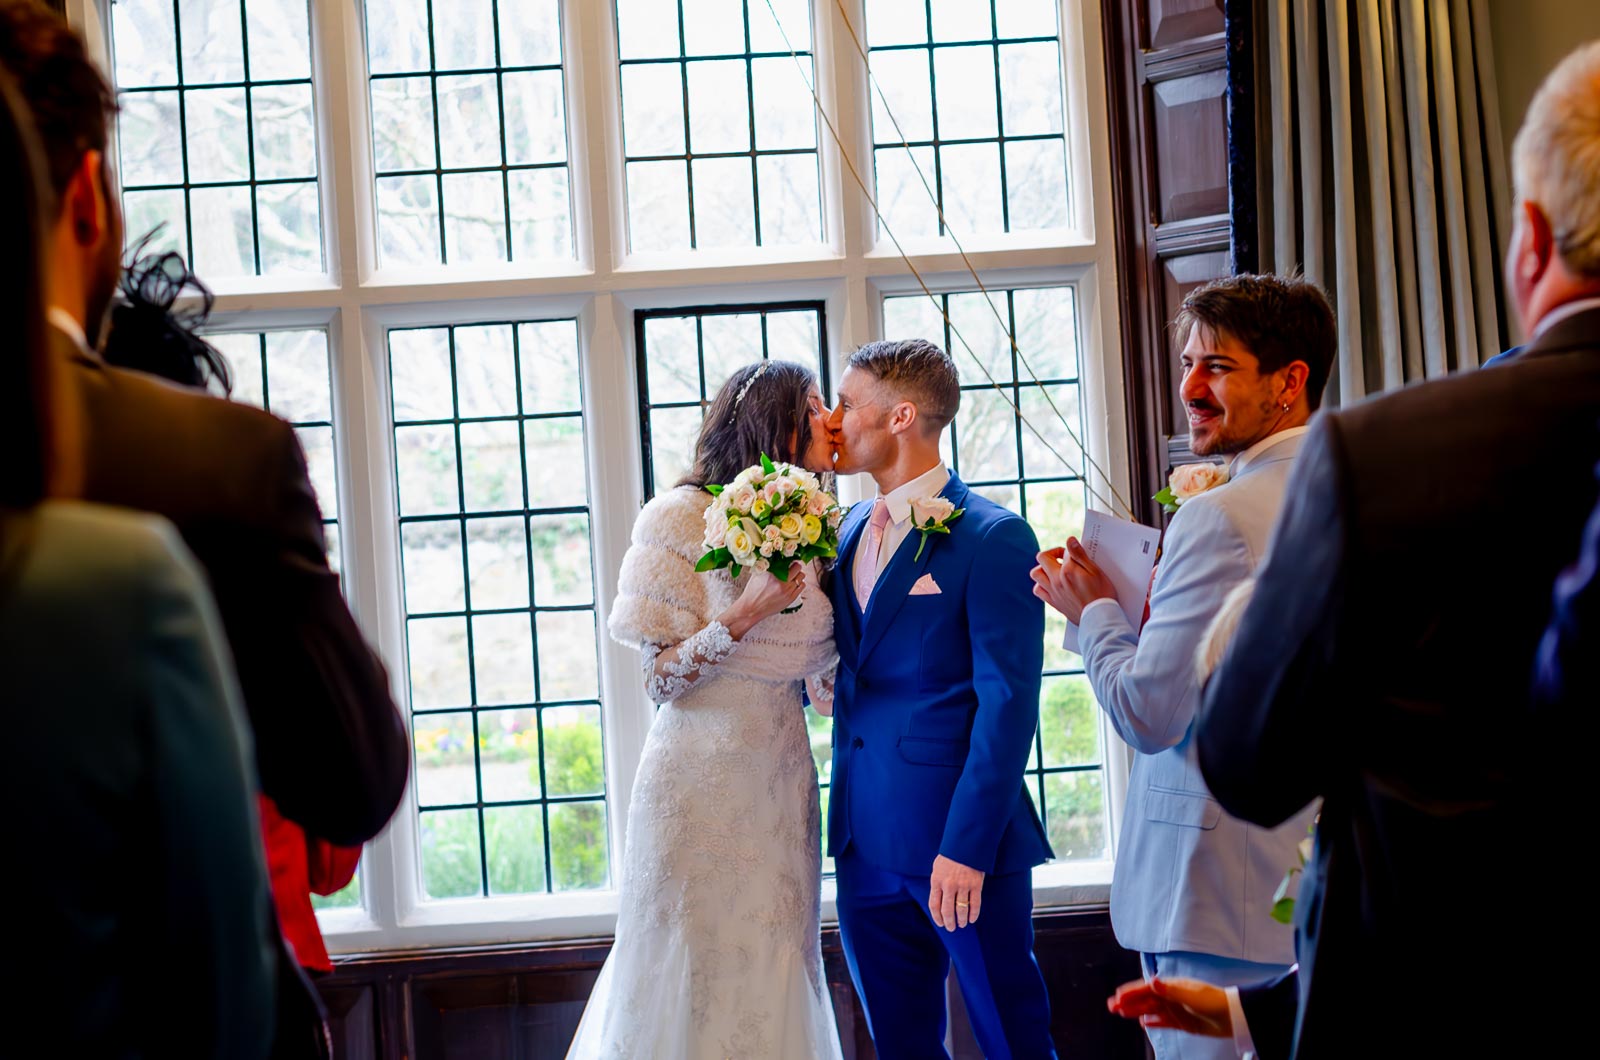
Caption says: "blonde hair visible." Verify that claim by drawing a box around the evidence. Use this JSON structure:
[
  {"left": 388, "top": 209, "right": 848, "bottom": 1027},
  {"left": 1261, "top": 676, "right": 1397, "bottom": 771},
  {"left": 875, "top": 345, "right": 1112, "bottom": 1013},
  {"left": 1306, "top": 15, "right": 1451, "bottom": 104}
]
[{"left": 1512, "top": 40, "right": 1600, "bottom": 277}]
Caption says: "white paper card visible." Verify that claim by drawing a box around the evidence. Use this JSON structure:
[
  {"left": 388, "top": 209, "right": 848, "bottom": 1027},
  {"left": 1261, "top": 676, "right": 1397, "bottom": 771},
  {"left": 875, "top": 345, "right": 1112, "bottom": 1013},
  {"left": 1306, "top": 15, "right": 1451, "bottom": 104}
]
[{"left": 1061, "top": 509, "right": 1162, "bottom": 654}]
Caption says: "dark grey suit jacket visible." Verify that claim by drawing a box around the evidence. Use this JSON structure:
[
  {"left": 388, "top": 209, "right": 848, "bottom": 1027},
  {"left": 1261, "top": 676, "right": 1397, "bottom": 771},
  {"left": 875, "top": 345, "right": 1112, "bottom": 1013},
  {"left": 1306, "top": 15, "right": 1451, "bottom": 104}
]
[
  {"left": 1197, "top": 306, "right": 1600, "bottom": 1058},
  {"left": 64, "top": 329, "right": 408, "bottom": 846}
]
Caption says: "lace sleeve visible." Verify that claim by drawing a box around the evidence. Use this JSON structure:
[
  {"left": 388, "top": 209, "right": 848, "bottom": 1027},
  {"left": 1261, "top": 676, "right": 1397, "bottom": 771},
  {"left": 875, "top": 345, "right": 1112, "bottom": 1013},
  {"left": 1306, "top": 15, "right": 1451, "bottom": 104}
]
[
  {"left": 805, "top": 660, "right": 837, "bottom": 717},
  {"left": 641, "top": 620, "right": 737, "bottom": 702}
]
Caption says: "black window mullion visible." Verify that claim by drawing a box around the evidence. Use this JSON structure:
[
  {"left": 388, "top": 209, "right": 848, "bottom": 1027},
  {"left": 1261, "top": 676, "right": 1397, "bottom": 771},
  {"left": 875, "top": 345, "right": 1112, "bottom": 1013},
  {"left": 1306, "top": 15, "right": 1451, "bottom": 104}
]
[
  {"left": 424, "top": 0, "right": 449, "bottom": 263},
  {"left": 492, "top": 0, "right": 515, "bottom": 260},
  {"left": 989, "top": 0, "right": 1011, "bottom": 234},
  {"left": 237, "top": 0, "right": 263, "bottom": 274},
  {"left": 535, "top": 708, "right": 552, "bottom": 892},
  {"left": 677, "top": 0, "right": 696, "bottom": 248},
  {"left": 168, "top": 0, "right": 197, "bottom": 266}
]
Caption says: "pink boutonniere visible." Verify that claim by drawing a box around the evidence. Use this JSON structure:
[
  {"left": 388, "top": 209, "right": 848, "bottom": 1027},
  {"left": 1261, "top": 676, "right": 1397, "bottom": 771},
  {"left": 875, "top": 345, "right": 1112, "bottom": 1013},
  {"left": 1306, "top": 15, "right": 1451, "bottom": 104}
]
[{"left": 1153, "top": 462, "right": 1229, "bottom": 515}]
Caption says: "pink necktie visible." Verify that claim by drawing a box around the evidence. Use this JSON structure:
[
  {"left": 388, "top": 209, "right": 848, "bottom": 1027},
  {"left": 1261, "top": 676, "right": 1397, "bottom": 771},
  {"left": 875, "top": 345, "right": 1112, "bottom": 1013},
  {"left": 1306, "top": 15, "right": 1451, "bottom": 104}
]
[{"left": 854, "top": 499, "right": 892, "bottom": 611}]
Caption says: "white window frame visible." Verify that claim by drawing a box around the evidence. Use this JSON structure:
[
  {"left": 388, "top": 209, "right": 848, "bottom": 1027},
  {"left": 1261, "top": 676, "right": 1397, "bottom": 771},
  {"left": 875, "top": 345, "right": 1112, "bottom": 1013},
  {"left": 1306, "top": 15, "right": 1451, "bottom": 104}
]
[{"left": 72, "top": 0, "right": 1134, "bottom": 953}]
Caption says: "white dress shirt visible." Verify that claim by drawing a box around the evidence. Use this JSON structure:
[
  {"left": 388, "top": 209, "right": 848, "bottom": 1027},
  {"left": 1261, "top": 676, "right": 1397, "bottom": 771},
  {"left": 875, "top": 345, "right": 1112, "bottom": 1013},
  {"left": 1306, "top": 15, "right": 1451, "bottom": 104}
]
[{"left": 852, "top": 462, "right": 950, "bottom": 589}]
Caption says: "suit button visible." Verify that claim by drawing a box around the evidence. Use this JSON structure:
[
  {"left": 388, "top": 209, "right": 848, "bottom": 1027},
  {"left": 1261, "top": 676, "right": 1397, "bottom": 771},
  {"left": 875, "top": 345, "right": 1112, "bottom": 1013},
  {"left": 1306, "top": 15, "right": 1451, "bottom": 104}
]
[{"left": 852, "top": 737, "right": 864, "bottom": 749}]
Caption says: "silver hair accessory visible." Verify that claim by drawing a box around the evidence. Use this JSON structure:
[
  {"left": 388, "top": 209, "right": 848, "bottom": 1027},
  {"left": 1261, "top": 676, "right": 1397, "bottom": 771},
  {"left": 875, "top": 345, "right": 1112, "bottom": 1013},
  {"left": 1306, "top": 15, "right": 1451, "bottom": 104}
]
[{"left": 727, "top": 360, "right": 770, "bottom": 425}]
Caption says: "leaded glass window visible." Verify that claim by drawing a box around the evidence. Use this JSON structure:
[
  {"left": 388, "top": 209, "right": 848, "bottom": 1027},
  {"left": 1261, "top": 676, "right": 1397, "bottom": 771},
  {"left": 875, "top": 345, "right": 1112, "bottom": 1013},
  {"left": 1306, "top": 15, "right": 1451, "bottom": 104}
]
[
  {"left": 389, "top": 320, "right": 607, "bottom": 897},
  {"left": 883, "top": 285, "right": 1108, "bottom": 861},
  {"left": 615, "top": 0, "right": 822, "bottom": 252},
  {"left": 865, "top": 0, "right": 1070, "bottom": 238},
  {"left": 111, "top": 0, "right": 324, "bottom": 277},
  {"left": 366, "top": 0, "right": 574, "bottom": 267}
]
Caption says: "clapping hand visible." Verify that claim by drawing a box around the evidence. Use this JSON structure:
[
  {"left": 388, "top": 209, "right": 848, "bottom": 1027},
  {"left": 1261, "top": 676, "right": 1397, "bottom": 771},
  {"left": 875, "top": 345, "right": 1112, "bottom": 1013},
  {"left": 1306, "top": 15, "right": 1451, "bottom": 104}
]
[
  {"left": 1106, "top": 976, "right": 1233, "bottom": 1038},
  {"left": 1030, "top": 539, "right": 1119, "bottom": 624}
]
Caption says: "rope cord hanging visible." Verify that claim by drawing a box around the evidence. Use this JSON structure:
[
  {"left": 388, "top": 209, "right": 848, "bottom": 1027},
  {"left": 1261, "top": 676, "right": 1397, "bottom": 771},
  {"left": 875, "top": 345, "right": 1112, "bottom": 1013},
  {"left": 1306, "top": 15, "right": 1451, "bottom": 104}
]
[{"left": 757, "top": 0, "right": 1136, "bottom": 519}]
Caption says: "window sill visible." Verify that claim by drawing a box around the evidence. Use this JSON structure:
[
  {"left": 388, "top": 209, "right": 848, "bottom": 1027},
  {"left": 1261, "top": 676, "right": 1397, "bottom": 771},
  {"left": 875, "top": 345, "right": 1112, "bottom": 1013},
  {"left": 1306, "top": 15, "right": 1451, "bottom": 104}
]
[{"left": 321, "top": 858, "right": 1113, "bottom": 956}]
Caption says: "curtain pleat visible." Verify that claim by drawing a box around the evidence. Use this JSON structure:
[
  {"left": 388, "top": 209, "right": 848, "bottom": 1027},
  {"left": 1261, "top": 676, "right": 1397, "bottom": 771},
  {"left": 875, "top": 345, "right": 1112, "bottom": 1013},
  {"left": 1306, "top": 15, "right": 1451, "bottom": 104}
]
[{"left": 1264, "top": 0, "right": 1509, "bottom": 401}]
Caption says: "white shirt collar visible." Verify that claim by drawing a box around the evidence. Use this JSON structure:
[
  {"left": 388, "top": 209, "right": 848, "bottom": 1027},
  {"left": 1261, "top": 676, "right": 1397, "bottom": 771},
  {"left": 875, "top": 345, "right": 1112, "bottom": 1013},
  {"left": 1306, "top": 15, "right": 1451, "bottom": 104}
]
[
  {"left": 877, "top": 463, "right": 951, "bottom": 525},
  {"left": 1229, "top": 425, "right": 1309, "bottom": 478},
  {"left": 1532, "top": 296, "right": 1600, "bottom": 340},
  {"left": 47, "top": 307, "right": 93, "bottom": 358}
]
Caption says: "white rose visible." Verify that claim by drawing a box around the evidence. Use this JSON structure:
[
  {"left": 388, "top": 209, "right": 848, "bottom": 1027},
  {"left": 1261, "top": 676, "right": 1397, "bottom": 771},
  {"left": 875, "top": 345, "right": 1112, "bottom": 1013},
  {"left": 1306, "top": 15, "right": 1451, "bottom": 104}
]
[
  {"left": 1169, "top": 462, "right": 1230, "bottom": 502},
  {"left": 734, "top": 466, "right": 760, "bottom": 486},
  {"left": 771, "top": 475, "right": 799, "bottom": 499},
  {"left": 725, "top": 483, "right": 757, "bottom": 513},
  {"left": 704, "top": 509, "right": 728, "bottom": 548},
  {"left": 909, "top": 495, "right": 955, "bottom": 527},
  {"left": 827, "top": 509, "right": 843, "bottom": 530},
  {"left": 777, "top": 512, "right": 804, "bottom": 539},
  {"left": 805, "top": 491, "right": 830, "bottom": 516},
  {"left": 781, "top": 537, "right": 799, "bottom": 557},
  {"left": 726, "top": 523, "right": 758, "bottom": 567}
]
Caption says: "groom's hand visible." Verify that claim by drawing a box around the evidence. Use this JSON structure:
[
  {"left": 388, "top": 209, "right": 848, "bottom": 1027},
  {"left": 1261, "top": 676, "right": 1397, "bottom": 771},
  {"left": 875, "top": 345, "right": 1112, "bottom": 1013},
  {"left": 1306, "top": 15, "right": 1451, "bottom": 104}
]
[
  {"left": 929, "top": 855, "right": 985, "bottom": 931},
  {"left": 1031, "top": 541, "right": 1118, "bottom": 624}
]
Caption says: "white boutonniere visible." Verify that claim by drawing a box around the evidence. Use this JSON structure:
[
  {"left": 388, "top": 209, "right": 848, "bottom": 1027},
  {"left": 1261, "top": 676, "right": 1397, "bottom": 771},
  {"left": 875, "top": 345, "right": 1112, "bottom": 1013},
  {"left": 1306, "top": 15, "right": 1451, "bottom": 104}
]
[
  {"left": 1153, "top": 462, "right": 1229, "bottom": 515},
  {"left": 908, "top": 495, "right": 965, "bottom": 560}
]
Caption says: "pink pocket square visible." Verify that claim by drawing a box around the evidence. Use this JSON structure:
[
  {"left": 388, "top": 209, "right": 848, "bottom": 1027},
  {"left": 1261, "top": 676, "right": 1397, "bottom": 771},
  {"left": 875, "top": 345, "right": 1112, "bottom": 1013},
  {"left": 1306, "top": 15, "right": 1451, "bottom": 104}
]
[{"left": 909, "top": 573, "right": 942, "bottom": 596}]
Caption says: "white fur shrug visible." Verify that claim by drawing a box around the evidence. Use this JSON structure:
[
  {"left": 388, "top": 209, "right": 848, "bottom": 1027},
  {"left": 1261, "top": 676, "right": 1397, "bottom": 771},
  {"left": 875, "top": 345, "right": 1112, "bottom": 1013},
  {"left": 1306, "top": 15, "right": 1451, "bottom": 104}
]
[{"left": 609, "top": 486, "right": 836, "bottom": 686}]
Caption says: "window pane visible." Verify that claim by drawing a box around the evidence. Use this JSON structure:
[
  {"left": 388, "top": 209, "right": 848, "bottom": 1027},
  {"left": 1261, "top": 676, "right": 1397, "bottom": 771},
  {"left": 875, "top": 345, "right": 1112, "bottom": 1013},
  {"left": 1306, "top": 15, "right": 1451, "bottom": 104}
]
[
  {"left": 366, "top": 0, "right": 574, "bottom": 267},
  {"left": 206, "top": 329, "right": 340, "bottom": 564},
  {"left": 635, "top": 303, "right": 828, "bottom": 497},
  {"left": 616, "top": 1, "right": 822, "bottom": 252},
  {"left": 110, "top": 0, "right": 324, "bottom": 280},
  {"left": 391, "top": 320, "right": 605, "bottom": 900},
  {"left": 420, "top": 809, "right": 484, "bottom": 898},
  {"left": 485, "top": 805, "right": 546, "bottom": 894},
  {"left": 886, "top": 285, "right": 1105, "bottom": 862},
  {"left": 864, "top": 0, "right": 1071, "bottom": 237}
]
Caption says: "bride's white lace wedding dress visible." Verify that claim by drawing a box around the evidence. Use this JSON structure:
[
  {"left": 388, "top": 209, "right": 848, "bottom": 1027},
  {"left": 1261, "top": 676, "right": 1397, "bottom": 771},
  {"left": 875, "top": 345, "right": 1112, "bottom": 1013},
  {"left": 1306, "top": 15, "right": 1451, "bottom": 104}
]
[{"left": 566, "top": 486, "right": 844, "bottom": 1060}]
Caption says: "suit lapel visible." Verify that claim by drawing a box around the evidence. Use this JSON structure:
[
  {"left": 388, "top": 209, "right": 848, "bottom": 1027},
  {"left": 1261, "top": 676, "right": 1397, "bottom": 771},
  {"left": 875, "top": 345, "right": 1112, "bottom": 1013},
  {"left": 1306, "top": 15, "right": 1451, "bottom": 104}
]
[{"left": 857, "top": 474, "right": 971, "bottom": 666}]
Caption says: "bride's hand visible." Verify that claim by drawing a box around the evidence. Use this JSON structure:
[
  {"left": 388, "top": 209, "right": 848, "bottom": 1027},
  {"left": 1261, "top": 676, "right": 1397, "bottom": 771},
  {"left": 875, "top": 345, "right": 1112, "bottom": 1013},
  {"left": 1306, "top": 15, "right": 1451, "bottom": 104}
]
[{"left": 721, "top": 563, "right": 806, "bottom": 639}]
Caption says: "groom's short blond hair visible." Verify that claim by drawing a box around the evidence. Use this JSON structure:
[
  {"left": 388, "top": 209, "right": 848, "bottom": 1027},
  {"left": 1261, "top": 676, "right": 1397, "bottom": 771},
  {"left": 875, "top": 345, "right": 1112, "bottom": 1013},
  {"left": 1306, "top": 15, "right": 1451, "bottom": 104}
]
[
  {"left": 1513, "top": 40, "right": 1600, "bottom": 277},
  {"left": 847, "top": 338, "right": 960, "bottom": 434}
]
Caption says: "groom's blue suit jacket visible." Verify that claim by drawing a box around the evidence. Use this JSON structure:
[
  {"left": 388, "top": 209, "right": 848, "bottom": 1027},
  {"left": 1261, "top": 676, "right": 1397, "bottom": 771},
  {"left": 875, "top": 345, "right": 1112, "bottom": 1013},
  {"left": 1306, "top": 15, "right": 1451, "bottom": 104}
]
[{"left": 828, "top": 473, "right": 1053, "bottom": 877}]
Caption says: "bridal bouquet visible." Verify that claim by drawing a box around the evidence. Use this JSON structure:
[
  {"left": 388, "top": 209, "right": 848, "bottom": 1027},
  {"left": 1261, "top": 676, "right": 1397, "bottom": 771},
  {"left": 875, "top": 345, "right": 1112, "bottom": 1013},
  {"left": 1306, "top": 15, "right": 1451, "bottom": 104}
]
[{"left": 696, "top": 453, "right": 844, "bottom": 580}]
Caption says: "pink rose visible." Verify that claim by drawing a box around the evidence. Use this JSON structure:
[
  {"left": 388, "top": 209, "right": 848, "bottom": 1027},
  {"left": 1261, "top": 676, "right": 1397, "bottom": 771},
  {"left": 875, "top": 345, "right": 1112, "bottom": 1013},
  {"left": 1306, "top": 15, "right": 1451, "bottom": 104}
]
[{"left": 1168, "top": 462, "right": 1229, "bottom": 502}]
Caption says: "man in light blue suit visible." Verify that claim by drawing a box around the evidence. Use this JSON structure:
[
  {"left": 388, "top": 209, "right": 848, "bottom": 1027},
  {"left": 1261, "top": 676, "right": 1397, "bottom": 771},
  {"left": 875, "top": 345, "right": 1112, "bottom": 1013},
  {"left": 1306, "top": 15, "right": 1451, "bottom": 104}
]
[
  {"left": 1033, "top": 275, "right": 1334, "bottom": 1059},
  {"left": 826, "top": 339, "right": 1056, "bottom": 1060}
]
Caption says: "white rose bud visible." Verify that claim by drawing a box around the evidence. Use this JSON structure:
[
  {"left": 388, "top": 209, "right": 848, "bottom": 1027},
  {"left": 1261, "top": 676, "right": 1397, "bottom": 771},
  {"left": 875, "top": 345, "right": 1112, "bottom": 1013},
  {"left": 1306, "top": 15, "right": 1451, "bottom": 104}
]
[
  {"left": 1169, "top": 462, "right": 1230, "bottom": 502},
  {"left": 909, "top": 496, "right": 955, "bottom": 527}
]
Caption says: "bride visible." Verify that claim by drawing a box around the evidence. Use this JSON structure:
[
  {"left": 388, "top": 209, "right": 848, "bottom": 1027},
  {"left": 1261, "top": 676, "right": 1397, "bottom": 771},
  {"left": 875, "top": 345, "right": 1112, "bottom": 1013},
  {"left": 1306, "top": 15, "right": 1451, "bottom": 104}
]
[{"left": 566, "top": 360, "right": 845, "bottom": 1059}]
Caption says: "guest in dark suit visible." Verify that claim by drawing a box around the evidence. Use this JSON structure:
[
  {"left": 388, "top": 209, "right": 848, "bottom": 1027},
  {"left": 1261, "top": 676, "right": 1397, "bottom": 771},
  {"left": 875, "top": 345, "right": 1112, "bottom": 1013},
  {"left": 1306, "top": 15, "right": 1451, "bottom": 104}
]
[
  {"left": 1195, "top": 40, "right": 1600, "bottom": 1059},
  {"left": 0, "top": 0, "right": 407, "bottom": 849},
  {"left": 0, "top": 65, "right": 276, "bottom": 1060}
]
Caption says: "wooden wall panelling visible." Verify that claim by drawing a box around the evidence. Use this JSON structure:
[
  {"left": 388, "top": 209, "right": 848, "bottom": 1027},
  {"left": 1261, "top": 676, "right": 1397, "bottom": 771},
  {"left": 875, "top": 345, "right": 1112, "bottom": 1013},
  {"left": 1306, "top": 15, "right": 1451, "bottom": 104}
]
[
  {"left": 1104, "top": 0, "right": 1238, "bottom": 517},
  {"left": 319, "top": 911, "right": 1144, "bottom": 1059}
]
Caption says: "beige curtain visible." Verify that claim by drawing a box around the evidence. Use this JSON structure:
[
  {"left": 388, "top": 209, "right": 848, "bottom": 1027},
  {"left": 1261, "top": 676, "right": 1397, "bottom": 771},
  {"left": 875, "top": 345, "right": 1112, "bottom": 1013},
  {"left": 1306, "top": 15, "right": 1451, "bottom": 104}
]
[{"left": 1261, "top": 0, "right": 1512, "bottom": 403}]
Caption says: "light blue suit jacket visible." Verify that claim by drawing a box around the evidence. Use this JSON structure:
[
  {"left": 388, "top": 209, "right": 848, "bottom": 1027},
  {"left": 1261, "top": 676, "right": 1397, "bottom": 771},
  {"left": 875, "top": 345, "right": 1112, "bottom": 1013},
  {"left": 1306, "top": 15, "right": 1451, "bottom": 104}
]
[{"left": 1078, "top": 432, "right": 1316, "bottom": 964}]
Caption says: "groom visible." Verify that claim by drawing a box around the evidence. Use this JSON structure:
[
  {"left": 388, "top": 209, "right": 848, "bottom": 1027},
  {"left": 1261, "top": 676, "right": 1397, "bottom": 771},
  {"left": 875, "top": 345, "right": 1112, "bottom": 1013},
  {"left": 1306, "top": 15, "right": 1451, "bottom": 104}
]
[{"left": 826, "top": 339, "right": 1056, "bottom": 1059}]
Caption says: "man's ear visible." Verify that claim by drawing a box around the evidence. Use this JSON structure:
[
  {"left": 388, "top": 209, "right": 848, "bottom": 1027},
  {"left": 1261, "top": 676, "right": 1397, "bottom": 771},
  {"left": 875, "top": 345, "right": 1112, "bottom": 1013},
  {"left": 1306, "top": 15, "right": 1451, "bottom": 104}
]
[
  {"left": 1516, "top": 199, "right": 1557, "bottom": 290},
  {"left": 63, "top": 150, "right": 112, "bottom": 249},
  {"left": 887, "top": 399, "right": 919, "bottom": 436},
  {"left": 1277, "top": 361, "right": 1311, "bottom": 409}
]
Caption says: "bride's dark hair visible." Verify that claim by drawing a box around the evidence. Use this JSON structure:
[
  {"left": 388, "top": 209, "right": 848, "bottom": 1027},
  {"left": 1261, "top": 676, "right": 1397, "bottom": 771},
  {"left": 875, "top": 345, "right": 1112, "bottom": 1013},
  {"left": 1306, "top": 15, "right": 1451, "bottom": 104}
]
[{"left": 677, "top": 360, "right": 819, "bottom": 489}]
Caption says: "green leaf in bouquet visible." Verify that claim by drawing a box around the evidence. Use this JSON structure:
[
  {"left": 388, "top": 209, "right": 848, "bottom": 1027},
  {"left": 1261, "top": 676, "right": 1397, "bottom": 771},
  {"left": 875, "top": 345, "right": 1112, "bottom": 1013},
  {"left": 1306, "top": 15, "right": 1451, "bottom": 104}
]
[
  {"left": 694, "top": 547, "right": 729, "bottom": 572},
  {"left": 1269, "top": 897, "right": 1296, "bottom": 925},
  {"left": 705, "top": 483, "right": 724, "bottom": 496},
  {"left": 769, "top": 559, "right": 791, "bottom": 581},
  {"left": 760, "top": 452, "right": 777, "bottom": 476},
  {"left": 1154, "top": 486, "right": 1179, "bottom": 515}
]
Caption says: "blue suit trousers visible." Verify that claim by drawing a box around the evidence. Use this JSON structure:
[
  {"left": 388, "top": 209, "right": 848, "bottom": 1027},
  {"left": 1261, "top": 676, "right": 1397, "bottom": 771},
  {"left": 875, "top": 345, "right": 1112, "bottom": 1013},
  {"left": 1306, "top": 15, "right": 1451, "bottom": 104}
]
[{"left": 835, "top": 852, "right": 1056, "bottom": 1059}]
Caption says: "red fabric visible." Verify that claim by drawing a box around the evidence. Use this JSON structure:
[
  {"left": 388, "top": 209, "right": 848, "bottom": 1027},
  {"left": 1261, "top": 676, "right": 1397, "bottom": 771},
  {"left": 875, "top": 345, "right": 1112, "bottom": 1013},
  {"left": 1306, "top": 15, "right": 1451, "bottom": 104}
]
[{"left": 259, "top": 795, "right": 361, "bottom": 974}]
